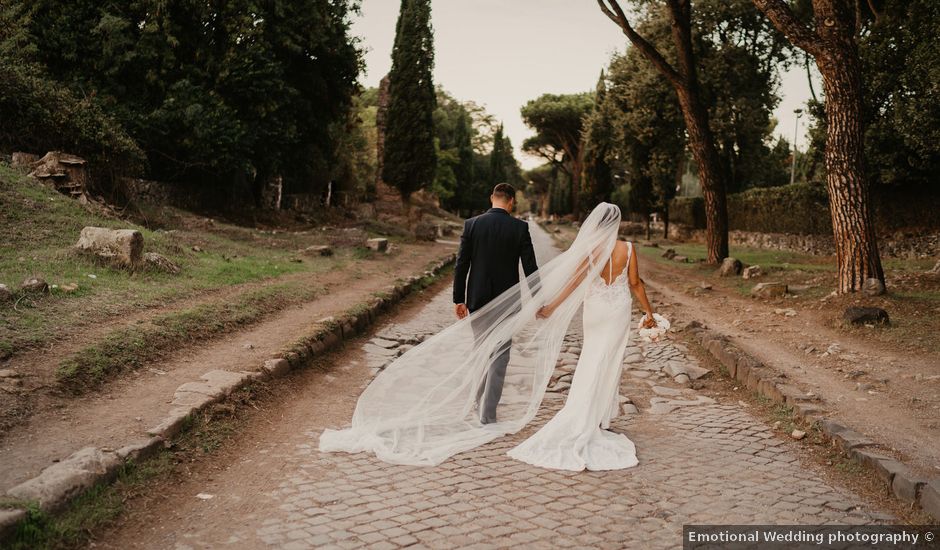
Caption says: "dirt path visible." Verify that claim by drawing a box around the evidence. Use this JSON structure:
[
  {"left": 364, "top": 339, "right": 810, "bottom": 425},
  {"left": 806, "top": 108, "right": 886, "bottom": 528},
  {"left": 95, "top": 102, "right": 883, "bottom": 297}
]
[
  {"left": 639, "top": 253, "right": 940, "bottom": 476},
  {"left": 0, "top": 241, "right": 455, "bottom": 490}
]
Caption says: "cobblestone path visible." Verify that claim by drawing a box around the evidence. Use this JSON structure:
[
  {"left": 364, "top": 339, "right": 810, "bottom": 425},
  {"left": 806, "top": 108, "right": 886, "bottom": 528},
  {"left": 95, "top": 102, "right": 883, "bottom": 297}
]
[{"left": 101, "top": 223, "right": 894, "bottom": 549}]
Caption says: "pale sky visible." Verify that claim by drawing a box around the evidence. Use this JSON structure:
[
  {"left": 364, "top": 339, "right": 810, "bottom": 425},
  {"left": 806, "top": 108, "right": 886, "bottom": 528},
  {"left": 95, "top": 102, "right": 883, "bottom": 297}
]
[{"left": 351, "top": 0, "right": 817, "bottom": 169}]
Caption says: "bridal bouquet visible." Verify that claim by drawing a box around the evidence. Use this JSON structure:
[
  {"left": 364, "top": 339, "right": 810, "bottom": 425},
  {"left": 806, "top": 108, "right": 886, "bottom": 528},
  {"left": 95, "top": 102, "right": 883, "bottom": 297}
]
[{"left": 636, "top": 313, "right": 670, "bottom": 342}]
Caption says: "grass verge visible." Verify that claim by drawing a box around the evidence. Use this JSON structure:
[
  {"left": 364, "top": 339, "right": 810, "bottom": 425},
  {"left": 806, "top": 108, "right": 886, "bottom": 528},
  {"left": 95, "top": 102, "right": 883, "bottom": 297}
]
[
  {"left": 0, "top": 161, "right": 346, "bottom": 360},
  {"left": 55, "top": 283, "right": 321, "bottom": 394}
]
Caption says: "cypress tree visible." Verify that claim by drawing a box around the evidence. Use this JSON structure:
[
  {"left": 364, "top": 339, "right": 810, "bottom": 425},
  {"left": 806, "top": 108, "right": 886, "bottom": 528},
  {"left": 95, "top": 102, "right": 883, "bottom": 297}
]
[
  {"left": 382, "top": 0, "right": 437, "bottom": 202},
  {"left": 489, "top": 124, "right": 506, "bottom": 185}
]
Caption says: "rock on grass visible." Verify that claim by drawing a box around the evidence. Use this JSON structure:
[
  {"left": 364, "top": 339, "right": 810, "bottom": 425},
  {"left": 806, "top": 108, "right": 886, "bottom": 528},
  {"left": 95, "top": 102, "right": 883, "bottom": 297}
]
[
  {"left": 751, "top": 282, "right": 787, "bottom": 298},
  {"left": 843, "top": 306, "right": 890, "bottom": 326}
]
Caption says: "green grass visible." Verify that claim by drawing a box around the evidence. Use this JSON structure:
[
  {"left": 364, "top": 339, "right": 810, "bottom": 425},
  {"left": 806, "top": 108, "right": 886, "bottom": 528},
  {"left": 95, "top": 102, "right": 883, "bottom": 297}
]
[
  {"left": 55, "top": 282, "right": 320, "bottom": 393},
  {"left": 892, "top": 289, "right": 940, "bottom": 302},
  {"left": 2, "top": 453, "right": 175, "bottom": 550},
  {"left": 638, "top": 241, "right": 834, "bottom": 272},
  {"left": 0, "top": 162, "right": 344, "bottom": 359}
]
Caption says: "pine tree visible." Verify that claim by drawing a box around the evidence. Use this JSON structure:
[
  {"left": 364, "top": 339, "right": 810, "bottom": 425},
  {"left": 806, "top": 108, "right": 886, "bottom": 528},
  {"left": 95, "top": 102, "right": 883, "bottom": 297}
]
[{"left": 382, "top": 0, "right": 437, "bottom": 202}]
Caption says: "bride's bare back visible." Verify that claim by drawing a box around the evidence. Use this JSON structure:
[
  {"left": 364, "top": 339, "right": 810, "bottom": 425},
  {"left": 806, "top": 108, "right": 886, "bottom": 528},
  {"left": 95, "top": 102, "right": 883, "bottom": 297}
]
[{"left": 598, "top": 240, "right": 631, "bottom": 285}]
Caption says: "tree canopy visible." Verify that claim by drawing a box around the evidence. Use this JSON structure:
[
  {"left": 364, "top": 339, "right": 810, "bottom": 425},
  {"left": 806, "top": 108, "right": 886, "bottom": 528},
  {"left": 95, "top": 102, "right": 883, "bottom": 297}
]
[{"left": 1, "top": 0, "right": 362, "bottom": 203}]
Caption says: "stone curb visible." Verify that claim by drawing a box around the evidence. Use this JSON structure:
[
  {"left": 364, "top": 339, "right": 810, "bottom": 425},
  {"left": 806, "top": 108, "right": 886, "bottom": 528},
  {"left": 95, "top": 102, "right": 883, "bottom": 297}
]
[
  {"left": 687, "top": 322, "right": 940, "bottom": 521},
  {"left": 0, "top": 252, "right": 456, "bottom": 542}
]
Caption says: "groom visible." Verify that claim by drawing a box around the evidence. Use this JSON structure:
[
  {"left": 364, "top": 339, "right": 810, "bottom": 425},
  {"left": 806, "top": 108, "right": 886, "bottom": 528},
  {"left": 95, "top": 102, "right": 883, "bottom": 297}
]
[{"left": 453, "top": 183, "right": 539, "bottom": 424}]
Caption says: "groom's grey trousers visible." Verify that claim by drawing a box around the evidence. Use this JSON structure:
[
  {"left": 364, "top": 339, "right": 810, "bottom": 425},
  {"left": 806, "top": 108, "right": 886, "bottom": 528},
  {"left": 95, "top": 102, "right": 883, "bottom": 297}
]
[{"left": 469, "top": 305, "right": 516, "bottom": 424}]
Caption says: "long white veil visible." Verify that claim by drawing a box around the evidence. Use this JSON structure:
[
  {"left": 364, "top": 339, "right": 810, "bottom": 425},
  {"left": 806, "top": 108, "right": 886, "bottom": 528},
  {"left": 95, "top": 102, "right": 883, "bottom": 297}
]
[{"left": 319, "top": 203, "right": 623, "bottom": 466}]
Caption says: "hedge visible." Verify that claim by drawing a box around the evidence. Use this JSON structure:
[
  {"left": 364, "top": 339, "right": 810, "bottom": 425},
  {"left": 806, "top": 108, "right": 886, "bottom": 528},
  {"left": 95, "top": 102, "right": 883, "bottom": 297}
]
[{"left": 670, "top": 183, "right": 940, "bottom": 235}]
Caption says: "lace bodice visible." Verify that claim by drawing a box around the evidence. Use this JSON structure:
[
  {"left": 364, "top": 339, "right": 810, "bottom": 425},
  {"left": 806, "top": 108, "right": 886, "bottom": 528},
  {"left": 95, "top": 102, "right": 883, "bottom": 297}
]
[{"left": 586, "top": 242, "right": 632, "bottom": 303}]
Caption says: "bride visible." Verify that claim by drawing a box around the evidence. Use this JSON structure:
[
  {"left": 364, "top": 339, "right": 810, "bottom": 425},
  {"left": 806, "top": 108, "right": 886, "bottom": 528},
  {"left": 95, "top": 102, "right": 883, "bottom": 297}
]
[{"left": 319, "top": 202, "right": 661, "bottom": 471}]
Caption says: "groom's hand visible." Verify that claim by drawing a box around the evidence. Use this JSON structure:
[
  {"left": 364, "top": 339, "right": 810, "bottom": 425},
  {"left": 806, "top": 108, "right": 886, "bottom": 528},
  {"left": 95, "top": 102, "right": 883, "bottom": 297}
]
[{"left": 455, "top": 303, "right": 468, "bottom": 320}]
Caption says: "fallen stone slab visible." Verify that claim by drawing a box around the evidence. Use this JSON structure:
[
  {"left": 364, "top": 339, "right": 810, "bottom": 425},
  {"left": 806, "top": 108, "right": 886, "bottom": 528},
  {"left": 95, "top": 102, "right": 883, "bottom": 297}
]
[
  {"left": 718, "top": 257, "right": 742, "bottom": 277},
  {"left": 303, "top": 245, "right": 333, "bottom": 257},
  {"left": 143, "top": 252, "right": 180, "bottom": 274},
  {"left": 751, "top": 281, "right": 787, "bottom": 298},
  {"left": 843, "top": 306, "right": 889, "bottom": 326},
  {"left": 7, "top": 447, "right": 122, "bottom": 512},
  {"left": 651, "top": 385, "right": 685, "bottom": 397},
  {"left": 682, "top": 364, "right": 711, "bottom": 380},
  {"left": 742, "top": 265, "right": 762, "bottom": 279},
  {"left": 20, "top": 276, "right": 49, "bottom": 293},
  {"left": 648, "top": 395, "right": 715, "bottom": 415},
  {"left": 75, "top": 226, "right": 143, "bottom": 267},
  {"left": 862, "top": 277, "right": 886, "bottom": 296},
  {"left": 369, "top": 337, "right": 399, "bottom": 349},
  {"left": 366, "top": 238, "right": 388, "bottom": 252}
]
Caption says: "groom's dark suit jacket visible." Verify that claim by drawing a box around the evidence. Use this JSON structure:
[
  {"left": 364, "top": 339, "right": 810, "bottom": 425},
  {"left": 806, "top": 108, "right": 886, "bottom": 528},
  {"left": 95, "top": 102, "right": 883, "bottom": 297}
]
[{"left": 453, "top": 207, "right": 539, "bottom": 312}]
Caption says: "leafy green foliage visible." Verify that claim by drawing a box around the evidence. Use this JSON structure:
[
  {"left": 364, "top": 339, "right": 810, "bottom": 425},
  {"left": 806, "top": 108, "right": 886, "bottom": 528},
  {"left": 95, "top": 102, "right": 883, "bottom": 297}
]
[
  {"left": 0, "top": 54, "right": 143, "bottom": 184},
  {"left": 383, "top": 0, "right": 437, "bottom": 201},
  {"left": 795, "top": 0, "right": 939, "bottom": 190},
  {"left": 521, "top": 93, "right": 594, "bottom": 166},
  {"left": 2, "top": 0, "right": 362, "bottom": 199},
  {"left": 860, "top": 0, "right": 940, "bottom": 188},
  {"left": 521, "top": 92, "right": 594, "bottom": 215}
]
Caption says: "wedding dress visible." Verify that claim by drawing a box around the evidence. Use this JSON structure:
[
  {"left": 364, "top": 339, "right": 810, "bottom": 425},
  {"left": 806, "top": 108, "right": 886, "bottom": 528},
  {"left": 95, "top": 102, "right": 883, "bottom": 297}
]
[
  {"left": 507, "top": 243, "right": 639, "bottom": 471},
  {"left": 320, "top": 203, "right": 628, "bottom": 467}
]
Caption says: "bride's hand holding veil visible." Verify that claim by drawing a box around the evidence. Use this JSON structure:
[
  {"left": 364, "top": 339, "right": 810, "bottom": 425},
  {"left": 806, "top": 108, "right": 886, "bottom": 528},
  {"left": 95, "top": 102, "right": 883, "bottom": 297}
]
[
  {"left": 535, "top": 304, "right": 555, "bottom": 319},
  {"left": 535, "top": 254, "right": 597, "bottom": 320}
]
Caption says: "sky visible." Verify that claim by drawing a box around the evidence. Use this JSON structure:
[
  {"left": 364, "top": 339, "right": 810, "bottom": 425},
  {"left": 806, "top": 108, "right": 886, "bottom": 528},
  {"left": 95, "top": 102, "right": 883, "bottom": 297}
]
[{"left": 351, "top": 0, "right": 817, "bottom": 170}]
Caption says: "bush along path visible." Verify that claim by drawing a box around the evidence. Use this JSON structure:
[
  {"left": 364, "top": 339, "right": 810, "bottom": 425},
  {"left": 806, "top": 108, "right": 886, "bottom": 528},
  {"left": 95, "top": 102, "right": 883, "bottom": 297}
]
[{"left": 0, "top": 253, "right": 456, "bottom": 543}]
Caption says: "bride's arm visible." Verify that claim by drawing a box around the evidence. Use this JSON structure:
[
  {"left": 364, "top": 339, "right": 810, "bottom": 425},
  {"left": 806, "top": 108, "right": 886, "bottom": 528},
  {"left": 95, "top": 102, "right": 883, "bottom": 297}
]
[
  {"left": 627, "top": 245, "right": 657, "bottom": 328},
  {"left": 535, "top": 257, "right": 591, "bottom": 318}
]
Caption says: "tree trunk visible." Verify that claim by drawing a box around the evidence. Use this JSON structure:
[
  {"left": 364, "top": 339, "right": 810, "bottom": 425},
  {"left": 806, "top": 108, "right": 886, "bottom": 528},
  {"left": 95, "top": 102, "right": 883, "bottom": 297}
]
[
  {"left": 817, "top": 38, "right": 884, "bottom": 292},
  {"left": 569, "top": 152, "right": 583, "bottom": 219},
  {"left": 676, "top": 87, "right": 729, "bottom": 263},
  {"left": 750, "top": 0, "right": 886, "bottom": 294}
]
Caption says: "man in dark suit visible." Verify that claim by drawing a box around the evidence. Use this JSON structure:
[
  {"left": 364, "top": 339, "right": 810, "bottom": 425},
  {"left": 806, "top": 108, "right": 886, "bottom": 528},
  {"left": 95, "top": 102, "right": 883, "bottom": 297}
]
[{"left": 453, "top": 183, "right": 539, "bottom": 424}]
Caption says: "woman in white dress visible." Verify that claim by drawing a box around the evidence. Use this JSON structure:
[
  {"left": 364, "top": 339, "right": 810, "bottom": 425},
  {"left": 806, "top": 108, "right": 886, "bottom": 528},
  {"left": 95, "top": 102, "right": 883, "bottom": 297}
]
[
  {"left": 507, "top": 238, "right": 657, "bottom": 471},
  {"left": 319, "top": 203, "right": 662, "bottom": 470}
]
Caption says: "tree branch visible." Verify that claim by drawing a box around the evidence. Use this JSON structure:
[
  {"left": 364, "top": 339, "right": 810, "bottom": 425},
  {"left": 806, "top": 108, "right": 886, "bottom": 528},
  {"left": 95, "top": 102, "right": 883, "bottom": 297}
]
[
  {"left": 866, "top": 0, "right": 882, "bottom": 23},
  {"left": 596, "top": 0, "right": 684, "bottom": 89},
  {"left": 751, "top": 0, "right": 824, "bottom": 58}
]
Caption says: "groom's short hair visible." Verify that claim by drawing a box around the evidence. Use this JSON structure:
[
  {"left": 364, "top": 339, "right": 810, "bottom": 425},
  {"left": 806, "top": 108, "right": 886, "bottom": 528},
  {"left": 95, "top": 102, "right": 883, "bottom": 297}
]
[{"left": 492, "top": 183, "right": 515, "bottom": 201}]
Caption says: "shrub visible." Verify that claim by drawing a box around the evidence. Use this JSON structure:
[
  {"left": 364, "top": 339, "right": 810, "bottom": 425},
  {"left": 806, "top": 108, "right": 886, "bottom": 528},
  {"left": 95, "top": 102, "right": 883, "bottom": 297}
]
[{"left": 0, "top": 58, "right": 144, "bottom": 184}]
